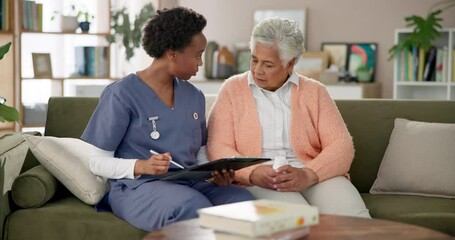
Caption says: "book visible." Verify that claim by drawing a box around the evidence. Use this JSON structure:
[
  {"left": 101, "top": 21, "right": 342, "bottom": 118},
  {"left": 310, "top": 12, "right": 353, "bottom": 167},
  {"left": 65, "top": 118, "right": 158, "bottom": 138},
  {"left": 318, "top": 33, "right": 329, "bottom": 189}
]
[
  {"left": 214, "top": 226, "right": 310, "bottom": 240},
  {"left": 423, "top": 47, "right": 437, "bottom": 81},
  {"left": 412, "top": 46, "right": 418, "bottom": 81},
  {"left": 442, "top": 47, "right": 449, "bottom": 82},
  {"left": 452, "top": 50, "right": 455, "bottom": 82},
  {"left": 418, "top": 47, "right": 425, "bottom": 81},
  {"left": 74, "top": 47, "right": 85, "bottom": 76},
  {"left": 408, "top": 47, "right": 413, "bottom": 81},
  {"left": 198, "top": 199, "right": 319, "bottom": 237},
  {"left": 0, "top": 0, "right": 4, "bottom": 31},
  {"left": 161, "top": 157, "right": 270, "bottom": 181},
  {"left": 435, "top": 48, "right": 444, "bottom": 82}
]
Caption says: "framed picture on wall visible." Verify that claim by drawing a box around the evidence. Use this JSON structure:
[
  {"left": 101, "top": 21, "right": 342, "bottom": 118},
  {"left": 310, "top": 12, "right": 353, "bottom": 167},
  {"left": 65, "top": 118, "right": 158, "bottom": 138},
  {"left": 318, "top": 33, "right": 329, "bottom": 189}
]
[
  {"left": 235, "top": 48, "right": 251, "bottom": 74},
  {"left": 348, "top": 43, "right": 377, "bottom": 82},
  {"left": 321, "top": 43, "right": 349, "bottom": 72},
  {"left": 32, "top": 53, "right": 53, "bottom": 78}
]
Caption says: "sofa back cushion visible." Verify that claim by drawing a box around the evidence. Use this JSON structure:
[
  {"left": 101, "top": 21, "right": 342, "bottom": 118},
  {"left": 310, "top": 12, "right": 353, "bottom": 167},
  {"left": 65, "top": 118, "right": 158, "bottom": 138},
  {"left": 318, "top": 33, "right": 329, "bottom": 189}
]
[
  {"left": 45, "top": 97, "right": 99, "bottom": 138},
  {"left": 44, "top": 97, "right": 455, "bottom": 194},
  {"left": 45, "top": 96, "right": 219, "bottom": 138},
  {"left": 369, "top": 118, "right": 455, "bottom": 198},
  {"left": 335, "top": 99, "right": 455, "bottom": 193}
]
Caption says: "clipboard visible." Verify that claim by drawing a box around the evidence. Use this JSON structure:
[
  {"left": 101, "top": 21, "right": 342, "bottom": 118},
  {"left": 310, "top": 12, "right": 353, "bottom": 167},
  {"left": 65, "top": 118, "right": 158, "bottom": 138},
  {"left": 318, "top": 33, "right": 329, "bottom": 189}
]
[{"left": 161, "top": 157, "right": 271, "bottom": 181}]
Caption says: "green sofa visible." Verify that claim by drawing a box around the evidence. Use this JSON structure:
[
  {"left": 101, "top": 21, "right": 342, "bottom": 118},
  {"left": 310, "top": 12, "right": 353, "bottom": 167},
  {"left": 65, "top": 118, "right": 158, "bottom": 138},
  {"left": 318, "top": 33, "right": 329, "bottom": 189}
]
[{"left": 1, "top": 97, "right": 454, "bottom": 239}]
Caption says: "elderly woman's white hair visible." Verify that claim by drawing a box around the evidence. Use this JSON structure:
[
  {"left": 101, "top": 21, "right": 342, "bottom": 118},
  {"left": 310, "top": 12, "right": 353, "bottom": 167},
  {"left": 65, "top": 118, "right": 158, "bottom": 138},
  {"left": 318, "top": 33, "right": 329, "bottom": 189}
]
[{"left": 250, "top": 17, "right": 304, "bottom": 67}]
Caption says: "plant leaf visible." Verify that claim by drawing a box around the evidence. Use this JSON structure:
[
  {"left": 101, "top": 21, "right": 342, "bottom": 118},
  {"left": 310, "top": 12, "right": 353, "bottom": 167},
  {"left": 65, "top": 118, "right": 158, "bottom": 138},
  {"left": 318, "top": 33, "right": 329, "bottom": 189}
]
[
  {"left": 0, "top": 104, "right": 20, "bottom": 123},
  {"left": 107, "top": 3, "right": 155, "bottom": 61},
  {"left": 388, "top": 9, "right": 443, "bottom": 60},
  {"left": 0, "top": 42, "right": 12, "bottom": 60}
]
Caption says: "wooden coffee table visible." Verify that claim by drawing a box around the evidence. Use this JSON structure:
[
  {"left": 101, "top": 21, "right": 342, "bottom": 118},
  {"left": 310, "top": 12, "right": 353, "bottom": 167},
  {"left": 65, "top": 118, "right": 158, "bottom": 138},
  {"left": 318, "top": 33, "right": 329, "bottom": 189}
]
[{"left": 143, "top": 214, "right": 452, "bottom": 240}]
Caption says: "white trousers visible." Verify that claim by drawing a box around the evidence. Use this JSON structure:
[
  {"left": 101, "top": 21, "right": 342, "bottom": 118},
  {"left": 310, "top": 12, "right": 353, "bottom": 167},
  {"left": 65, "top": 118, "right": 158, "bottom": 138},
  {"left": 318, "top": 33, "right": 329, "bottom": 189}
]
[{"left": 247, "top": 176, "right": 371, "bottom": 218}]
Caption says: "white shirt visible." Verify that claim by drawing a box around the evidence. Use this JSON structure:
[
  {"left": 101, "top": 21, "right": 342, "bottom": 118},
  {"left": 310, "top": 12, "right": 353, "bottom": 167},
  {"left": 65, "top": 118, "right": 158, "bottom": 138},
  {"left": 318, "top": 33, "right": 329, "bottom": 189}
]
[
  {"left": 88, "top": 146, "right": 208, "bottom": 179},
  {"left": 248, "top": 71, "right": 304, "bottom": 168}
]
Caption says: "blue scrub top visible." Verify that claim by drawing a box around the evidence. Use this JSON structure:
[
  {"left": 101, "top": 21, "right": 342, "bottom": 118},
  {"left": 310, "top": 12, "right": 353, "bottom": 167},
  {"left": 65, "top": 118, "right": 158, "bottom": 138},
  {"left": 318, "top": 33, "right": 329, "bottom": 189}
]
[{"left": 81, "top": 73, "right": 207, "bottom": 188}]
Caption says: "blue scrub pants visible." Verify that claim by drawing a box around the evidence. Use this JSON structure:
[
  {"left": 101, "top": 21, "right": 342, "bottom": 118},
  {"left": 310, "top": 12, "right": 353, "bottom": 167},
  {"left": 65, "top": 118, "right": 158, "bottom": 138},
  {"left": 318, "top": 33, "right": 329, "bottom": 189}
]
[{"left": 108, "top": 179, "right": 254, "bottom": 231}]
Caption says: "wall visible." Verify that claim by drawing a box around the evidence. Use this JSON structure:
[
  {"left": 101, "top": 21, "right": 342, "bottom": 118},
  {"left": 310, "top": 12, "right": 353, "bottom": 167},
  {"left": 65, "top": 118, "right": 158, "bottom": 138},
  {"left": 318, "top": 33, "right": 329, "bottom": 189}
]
[{"left": 174, "top": 0, "right": 455, "bottom": 98}]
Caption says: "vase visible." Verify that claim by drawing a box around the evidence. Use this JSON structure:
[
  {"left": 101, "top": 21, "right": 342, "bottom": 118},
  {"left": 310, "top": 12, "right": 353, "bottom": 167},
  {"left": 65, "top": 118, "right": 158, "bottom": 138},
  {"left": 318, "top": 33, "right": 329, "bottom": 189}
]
[
  {"left": 356, "top": 71, "right": 372, "bottom": 82},
  {"left": 215, "top": 46, "right": 234, "bottom": 79},
  {"left": 61, "top": 16, "right": 78, "bottom": 32},
  {"left": 204, "top": 41, "right": 219, "bottom": 79},
  {"left": 79, "top": 22, "right": 90, "bottom": 33}
]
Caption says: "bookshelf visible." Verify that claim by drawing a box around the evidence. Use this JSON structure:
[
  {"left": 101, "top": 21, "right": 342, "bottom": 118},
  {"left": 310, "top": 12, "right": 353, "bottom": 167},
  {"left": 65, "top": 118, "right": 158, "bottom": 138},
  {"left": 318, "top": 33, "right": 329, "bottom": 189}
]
[
  {"left": 393, "top": 28, "right": 455, "bottom": 100},
  {"left": 17, "top": 0, "right": 115, "bottom": 131}
]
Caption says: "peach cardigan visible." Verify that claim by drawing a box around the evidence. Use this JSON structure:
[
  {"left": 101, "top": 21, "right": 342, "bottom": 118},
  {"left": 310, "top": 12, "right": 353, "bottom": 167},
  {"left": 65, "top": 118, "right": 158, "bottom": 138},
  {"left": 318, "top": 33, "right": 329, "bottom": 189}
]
[{"left": 206, "top": 72, "right": 354, "bottom": 185}]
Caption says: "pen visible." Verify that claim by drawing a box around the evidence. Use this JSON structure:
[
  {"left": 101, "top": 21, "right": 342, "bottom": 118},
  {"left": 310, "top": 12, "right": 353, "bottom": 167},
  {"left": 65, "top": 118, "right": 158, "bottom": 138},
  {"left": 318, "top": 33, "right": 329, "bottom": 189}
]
[{"left": 149, "top": 149, "right": 185, "bottom": 169}]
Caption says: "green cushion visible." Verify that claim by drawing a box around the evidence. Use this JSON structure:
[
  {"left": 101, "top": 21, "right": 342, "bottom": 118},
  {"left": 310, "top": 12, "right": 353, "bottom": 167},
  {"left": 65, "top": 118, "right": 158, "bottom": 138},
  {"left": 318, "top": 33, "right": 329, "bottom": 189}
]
[
  {"left": 362, "top": 193, "right": 455, "bottom": 236},
  {"left": 5, "top": 197, "right": 147, "bottom": 240},
  {"left": 11, "top": 165, "right": 57, "bottom": 208},
  {"left": 0, "top": 131, "right": 42, "bottom": 238},
  {"left": 44, "top": 97, "right": 99, "bottom": 138}
]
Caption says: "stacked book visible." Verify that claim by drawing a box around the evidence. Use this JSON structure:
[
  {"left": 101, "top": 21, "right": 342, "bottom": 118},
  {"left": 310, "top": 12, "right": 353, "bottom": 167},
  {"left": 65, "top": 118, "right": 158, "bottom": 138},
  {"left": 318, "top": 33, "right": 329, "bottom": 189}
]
[
  {"left": 198, "top": 199, "right": 319, "bottom": 240},
  {"left": 21, "top": 0, "right": 43, "bottom": 31},
  {"left": 1, "top": 0, "right": 10, "bottom": 31},
  {"left": 74, "top": 46, "right": 108, "bottom": 78},
  {"left": 396, "top": 46, "right": 451, "bottom": 82}
]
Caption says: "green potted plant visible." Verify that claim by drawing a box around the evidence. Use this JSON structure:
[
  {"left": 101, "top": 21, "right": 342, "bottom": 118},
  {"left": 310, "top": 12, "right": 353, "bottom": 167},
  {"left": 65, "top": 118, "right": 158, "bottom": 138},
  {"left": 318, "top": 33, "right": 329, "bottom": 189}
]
[
  {"left": 51, "top": 5, "right": 94, "bottom": 33},
  {"left": 106, "top": 3, "right": 154, "bottom": 61},
  {"left": 0, "top": 42, "right": 20, "bottom": 123},
  {"left": 77, "top": 10, "right": 94, "bottom": 33},
  {"left": 388, "top": 0, "right": 455, "bottom": 59},
  {"left": 356, "top": 65, "right": 372, "bottom": 82}
]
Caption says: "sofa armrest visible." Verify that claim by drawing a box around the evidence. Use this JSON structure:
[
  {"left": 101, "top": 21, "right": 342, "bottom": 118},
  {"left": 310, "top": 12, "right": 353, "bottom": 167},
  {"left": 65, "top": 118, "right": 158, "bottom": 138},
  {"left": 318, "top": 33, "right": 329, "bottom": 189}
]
[{"left": 0, "top": 131, "right": 40, "bottom": 238}]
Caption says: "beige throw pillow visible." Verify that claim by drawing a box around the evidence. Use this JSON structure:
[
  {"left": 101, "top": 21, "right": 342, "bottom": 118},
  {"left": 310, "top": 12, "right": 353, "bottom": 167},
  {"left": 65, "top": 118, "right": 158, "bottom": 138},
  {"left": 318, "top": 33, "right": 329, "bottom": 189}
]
[
  {"left": 23, "top": 135, "right": 108, "bottom": 205},
  {"left": 370, "top": 118, "right": 455, "bottom": 198}
]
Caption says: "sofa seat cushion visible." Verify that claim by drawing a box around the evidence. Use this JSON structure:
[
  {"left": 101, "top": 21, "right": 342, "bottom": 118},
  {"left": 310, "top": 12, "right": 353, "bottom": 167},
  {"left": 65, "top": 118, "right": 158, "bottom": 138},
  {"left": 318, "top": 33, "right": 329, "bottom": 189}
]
[
  {"left": 5, "top": 197, "right": 146, "bottom": 240},
  {"left": 361, "top": 193, "right": 455, "bottom": 236}
]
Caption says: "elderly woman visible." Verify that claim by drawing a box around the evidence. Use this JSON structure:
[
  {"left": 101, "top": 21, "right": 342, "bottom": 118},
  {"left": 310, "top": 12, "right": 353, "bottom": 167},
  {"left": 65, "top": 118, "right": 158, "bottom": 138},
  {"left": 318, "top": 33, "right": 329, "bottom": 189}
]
[{"left": 207, "top": 18, "right": 370, "bottom": 218}]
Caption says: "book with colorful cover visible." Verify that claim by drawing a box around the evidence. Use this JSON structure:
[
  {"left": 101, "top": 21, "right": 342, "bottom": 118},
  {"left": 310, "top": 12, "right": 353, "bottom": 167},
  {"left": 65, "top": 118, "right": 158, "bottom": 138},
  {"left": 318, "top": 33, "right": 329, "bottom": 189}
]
[{"left": 198, "top": 199, "right": 319, "bottom": 237}]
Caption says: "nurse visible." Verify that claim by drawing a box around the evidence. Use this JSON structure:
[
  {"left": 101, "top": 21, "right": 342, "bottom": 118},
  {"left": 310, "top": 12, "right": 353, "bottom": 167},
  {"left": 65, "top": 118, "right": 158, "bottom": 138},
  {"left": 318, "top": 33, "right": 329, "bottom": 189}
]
[{"left": 81, "top": 6, "right": 254, "bottom": 232}]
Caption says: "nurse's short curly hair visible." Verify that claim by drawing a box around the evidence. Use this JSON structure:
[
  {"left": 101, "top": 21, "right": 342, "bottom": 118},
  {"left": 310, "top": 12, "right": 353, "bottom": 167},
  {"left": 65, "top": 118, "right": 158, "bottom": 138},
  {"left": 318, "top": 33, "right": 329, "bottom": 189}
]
[
  {"left": 250, "top": 17, "right": 304, "bottom": 67},
  {"left": 142, "top": 7, "right": 207, "bottom": 58}
]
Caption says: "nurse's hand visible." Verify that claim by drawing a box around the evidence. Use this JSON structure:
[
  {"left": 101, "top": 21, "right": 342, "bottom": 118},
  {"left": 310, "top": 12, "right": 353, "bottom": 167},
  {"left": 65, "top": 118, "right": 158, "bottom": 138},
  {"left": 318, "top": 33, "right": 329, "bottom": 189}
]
[
  {"left": 134, "top": 152, "right": 172, "bottom": 176},
  {"left": 210, "top": 169, "right": 235, "bottom": 186},
  {"left": 250, "top": 165, "right": 277, "bottom": 190}
]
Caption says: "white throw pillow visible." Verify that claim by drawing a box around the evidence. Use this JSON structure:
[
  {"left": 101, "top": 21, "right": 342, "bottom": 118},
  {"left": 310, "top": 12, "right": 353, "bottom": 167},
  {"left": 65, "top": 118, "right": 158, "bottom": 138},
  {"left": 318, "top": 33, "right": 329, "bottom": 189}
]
[
  {"left": 370, "top": 118, "right": 455, "bottom": 198},
  {"left": 23, "top": 135, "right": 108, "bottom": 205}
]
